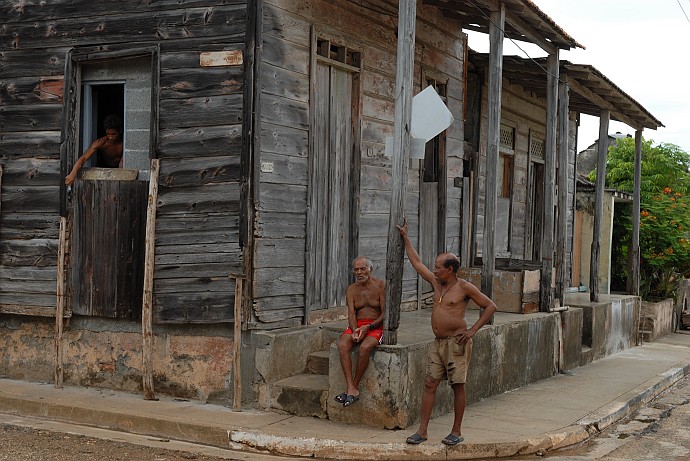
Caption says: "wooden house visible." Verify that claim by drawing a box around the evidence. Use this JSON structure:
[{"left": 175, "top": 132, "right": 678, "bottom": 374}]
[{"left": 2, "top": 0, "right": 659, "bottom": 406}]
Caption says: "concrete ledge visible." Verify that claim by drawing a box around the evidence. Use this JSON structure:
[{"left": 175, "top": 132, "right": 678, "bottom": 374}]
[{"left": 327, "top": 312, "right": 560, "bottom": 428}]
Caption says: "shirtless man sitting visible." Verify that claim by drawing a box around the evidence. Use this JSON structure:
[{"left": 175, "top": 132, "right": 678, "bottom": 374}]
[
  {"left": 397, "top": 217, "right": 497, "bottom": 446},
  {"left": 65, "top": 114, "right": 123, "bottom": 186},
  {"left": 334, "top": 256, "right": 385, "bottom": 408}
]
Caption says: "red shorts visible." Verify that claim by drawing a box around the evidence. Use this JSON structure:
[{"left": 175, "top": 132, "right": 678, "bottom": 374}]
[{"left": 342, "top": 319, "right": 384, "bottom": 343}]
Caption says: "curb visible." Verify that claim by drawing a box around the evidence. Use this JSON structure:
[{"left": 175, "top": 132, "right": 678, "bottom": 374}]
[
  {"left": 0, "top": 393, "right": 231, "bottom": 449},
  {"left": 228, "top": 425, "right": 591, "bottom": 460}
]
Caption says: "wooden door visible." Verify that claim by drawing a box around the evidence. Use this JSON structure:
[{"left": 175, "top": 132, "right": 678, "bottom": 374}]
[
  {"left": 306, "top": 63, "right": 355, "bottom": 312},
  {"left": 71, "top": 173, "right": 147, "bottom": 318}
]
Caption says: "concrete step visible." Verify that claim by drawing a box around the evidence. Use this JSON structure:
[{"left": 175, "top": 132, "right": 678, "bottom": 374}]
[
  {"left": 273, "top": 374, "right": 329, "bottom": 419},
  {"left": 306, "top": 350, "right": 330, "bottom": 375}
]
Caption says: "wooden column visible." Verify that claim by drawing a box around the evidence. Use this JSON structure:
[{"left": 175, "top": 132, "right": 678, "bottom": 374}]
[
  {"left": 55, "top": 216, "right": 67, "bottom": 388},
  {"left": 142, "top": 159, "right": 160, "bottom": 400},
  {"left": 481, "top": 4, "right": 505, "bottom": 311},
  {"left": 590, "top": 110, "right": 610, "bottom": 302},
  {"left": 230, "top": 274, "right": 245, "bottom": 411},
  {"left": 631, "top": 129, "right": 643, "bottom": 296},
  {"left": 540, "top": 51, "right": 559, "bottom": 311},
  {"left": 383, "top": 0, "right": 416, "bottom": 346},
  {"left": 555, "top": 82, "right": 570, "bottom": 303}
]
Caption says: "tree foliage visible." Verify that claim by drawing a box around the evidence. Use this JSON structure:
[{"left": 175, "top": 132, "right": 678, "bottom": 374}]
[{"left": 589, "top": 137, "right": 690, "bottom": 300}]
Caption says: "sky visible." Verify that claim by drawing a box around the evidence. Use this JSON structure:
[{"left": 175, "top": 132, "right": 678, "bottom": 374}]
[{"left": 466, "top": 0, "right": 690, "bottom": 153}]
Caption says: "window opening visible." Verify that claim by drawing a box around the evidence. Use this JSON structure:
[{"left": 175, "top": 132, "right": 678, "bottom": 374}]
[{"left": 316, "top": 38, "right": 361, "bottom": 68}]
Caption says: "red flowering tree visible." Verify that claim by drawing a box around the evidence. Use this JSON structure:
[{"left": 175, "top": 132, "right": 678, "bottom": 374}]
[{"left": 590, "top": 137, "right": 690, "bottom": 300}]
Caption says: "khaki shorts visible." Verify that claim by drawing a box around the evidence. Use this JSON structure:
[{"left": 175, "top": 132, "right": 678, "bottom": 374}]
[{"left": 426, "top": 337, "right": 473, "bottom": 385}]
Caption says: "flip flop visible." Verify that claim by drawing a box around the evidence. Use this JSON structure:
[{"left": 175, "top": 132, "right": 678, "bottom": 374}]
[
  {"left": 342, "top": 394, "right": 359, "bottom": 407},
  {"left": 334, "top": 392, "right": 348, "bottom": 404},
  {"left": 405, "top": 433, "right": 427, "bottom": 444},
  {"left": 441, "top": 434, "right": 464, "bottom": 446}
]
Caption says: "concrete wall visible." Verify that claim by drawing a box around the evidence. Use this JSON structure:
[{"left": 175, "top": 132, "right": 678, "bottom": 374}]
[
  {"left": 566, "top": 295, "right": 640, "bottom": 365},
  {"left": 641, "top": 299, "right": 674, "bottom": 342},
  {"left": 560, "top": 307, "right": 584, "bottom": 372},
  {"left": 327, "top": 313, "right": 559, "bottom": 429},
  {"left": 0, "top": 316, "right": 233, "bottom": 403}
]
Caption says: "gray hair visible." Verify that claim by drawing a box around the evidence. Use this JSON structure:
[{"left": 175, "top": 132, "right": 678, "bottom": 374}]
[{"left": 353, "top": 256, "right": 374, "bottom": 271}]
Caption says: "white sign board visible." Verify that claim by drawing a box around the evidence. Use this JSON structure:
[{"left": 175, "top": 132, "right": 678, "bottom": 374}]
[{"left": 384, "top": 86, "right": 454, "bottom": 159}]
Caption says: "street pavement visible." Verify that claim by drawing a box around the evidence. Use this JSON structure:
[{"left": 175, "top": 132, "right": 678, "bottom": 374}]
[{"left": 2, "top": 333, "right": 690, "bottom": 460}]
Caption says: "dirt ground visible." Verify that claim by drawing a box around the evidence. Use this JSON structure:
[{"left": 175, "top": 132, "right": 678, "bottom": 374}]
[{"left": 0, "top": 424, "right": 251, "bottom": 461}]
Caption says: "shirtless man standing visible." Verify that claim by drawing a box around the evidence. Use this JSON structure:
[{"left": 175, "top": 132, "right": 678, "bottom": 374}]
[
  {"left": 397, "top": 217, "right": 496, "bottom": 446},
  {"left": 65, "top": 114, "right": 124, "bottom": 186},
  {"left": 334, "top": 256, "right": 385, "bottom": 408}
]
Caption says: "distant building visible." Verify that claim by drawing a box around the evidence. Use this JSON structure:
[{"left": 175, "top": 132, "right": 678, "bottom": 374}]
[{"left": 576, "top": 132, "right": 631, "bottom": 176}]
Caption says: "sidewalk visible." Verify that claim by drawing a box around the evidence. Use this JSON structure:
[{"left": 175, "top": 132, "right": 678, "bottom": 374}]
[{"left": 2, "top": 333, "right": 690, "bottom": 460}]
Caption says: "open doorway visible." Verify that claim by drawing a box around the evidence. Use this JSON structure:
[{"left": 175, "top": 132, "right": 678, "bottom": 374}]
[{"left": 81, "top": 82, "right": 125, "bottom": 167}]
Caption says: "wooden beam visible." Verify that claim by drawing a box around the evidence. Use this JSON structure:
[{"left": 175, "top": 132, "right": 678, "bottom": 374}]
[
  {"left": 590, "top": 110, "right": 610, "bottom": 302},
  {"left": 631, "top": 129, "right": 642, "bottom": 296},
  {"left": 481, "top": 4, "right": 505, "bottom": 315},
  {"left": 383, "top": 0, "right": 416, "bottom": 346},
  {"left": 556, "top": 82, "right": 570, "bottom": 303},
  {"left": 141, "top": 158, "right": 160, "bottom": 400},
  {"left": 54, "top": 215, "right": 67, "bottom": 389},
  {"left": 566, "top": 77, "right": 641, "bottom": 129},
  {"left": 540, "top": 51, "right": 559, "bottom": 312},
  {"left": 504, "top": 11, "right": 557, "bottom": 54},
  {"left": 230, "top": 274, "right": 245, "bottom": 411}
]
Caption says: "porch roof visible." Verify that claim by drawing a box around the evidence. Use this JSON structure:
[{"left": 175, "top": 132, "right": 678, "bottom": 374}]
[
  {"left": 424, "top": 0, "right": 584, "bottom": 51},
  {"left": 470, "top": 53, "right": 665, "bottom": 131}
]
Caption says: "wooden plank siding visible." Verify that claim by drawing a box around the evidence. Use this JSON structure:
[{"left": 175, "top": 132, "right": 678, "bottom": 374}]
[
  {"left": 0, "top": 1, "right": 248, "bottom": 323},
  {"left": 251, "top": 0, "right": 465, "bottom": 325},
  {"left": 472, "top": 72, "right": 577, "bottom": 277}
]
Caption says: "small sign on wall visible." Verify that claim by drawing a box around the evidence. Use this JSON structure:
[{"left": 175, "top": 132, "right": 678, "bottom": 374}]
[{"left": 200, "top": 50, "right": 244, "bottom": 67}]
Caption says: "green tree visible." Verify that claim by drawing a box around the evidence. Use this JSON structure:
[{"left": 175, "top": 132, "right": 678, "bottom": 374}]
[{"left": 589, "top": 137, "right": 690, "bottom": 300}]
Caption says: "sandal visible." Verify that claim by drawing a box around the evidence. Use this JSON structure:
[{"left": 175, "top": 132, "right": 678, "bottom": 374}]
[
  {"left": 405, "top": 433, "right": 427, "bottom": 444},
  {"left": 342, "top": 394, "right": 359, "bottom": 407},
  {"left": 441, "top": 434, "right": 464, "bottom": 446},
  {"left": 333, "top": 392, "right": 348, "bottom": 404}
]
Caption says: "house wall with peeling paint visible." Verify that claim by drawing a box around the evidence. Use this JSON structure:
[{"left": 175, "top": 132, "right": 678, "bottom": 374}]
[{"left": 0, "top": 316, "right": 233, "bottom": 403}]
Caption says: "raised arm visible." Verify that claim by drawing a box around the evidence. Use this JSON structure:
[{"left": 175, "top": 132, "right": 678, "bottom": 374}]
[
  {"left": 65, "top": 137, "right": 105, "bottom": 185},
  {"left": 396, "top": 217, "right": 435, "bottom": 284}
]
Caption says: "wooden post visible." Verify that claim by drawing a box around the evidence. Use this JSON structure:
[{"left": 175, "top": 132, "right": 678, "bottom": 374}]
[
  {"left": 141, "top": 159, "right": 160, "bottom": 400},
  {"left": 555, "top": 82, "right": 570, "bottom": 303},
  {"left": 481, "top": 4, "right": 505, "bottom": 319},
  {"left": 631, "top": 130, "right": 643, "bottom": 296},
  {"left": 229, "top": 274, "right": 245, "bottom": 411},
  {"left": 55, "top": 216, "right": 67, "bottom": 388},
  {"left": 590, "top": 110, "right": 610, "bottom": 302},
  {"left": 383, "top": 0, "right": 416, "bottom": 346},
  {"left": 540, "top": 51, "right": 559, "bottom": 312}
]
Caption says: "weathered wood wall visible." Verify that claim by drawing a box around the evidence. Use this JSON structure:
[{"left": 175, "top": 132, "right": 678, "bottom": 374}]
[
  {"left": 475, "top": 75, "right": 576, "bottom": 267},
  {"left": 252, "top": 0, "right": 465, "bottom": 326},
  {"left": 0, "top": 1, "right": 248, "bottom": 323}
]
